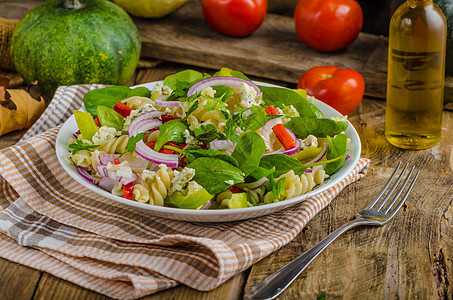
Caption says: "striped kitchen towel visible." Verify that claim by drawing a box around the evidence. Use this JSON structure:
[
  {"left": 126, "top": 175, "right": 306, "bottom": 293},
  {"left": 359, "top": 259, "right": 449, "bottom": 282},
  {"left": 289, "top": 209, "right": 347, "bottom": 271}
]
[{"left": 0, "top": 85, "right": 370, "bottom": 299}]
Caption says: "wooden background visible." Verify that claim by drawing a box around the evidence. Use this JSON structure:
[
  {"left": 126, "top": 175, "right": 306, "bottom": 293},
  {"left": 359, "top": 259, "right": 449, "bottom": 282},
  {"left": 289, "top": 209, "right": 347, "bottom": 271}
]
[{"left": 0, "top": 1, "right": 452, "bottom": 299}]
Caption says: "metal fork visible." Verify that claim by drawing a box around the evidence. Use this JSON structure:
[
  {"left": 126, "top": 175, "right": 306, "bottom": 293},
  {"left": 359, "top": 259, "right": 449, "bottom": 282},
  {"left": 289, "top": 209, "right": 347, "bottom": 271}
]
[{"left": 244, "top": 162, "right": 420, "bottom": 300}]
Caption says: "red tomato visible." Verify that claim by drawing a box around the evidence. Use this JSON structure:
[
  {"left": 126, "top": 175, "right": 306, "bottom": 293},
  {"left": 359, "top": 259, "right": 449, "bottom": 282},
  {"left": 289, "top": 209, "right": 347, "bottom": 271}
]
[
  {"left": 294, "top": 0, "right": 363, "bottom": 52},
  {"left": 202, "top": 0, "right": 267, "bottom": 37},
  {"left": 297, "top": 66, "right": 365, "bottom": 115}
]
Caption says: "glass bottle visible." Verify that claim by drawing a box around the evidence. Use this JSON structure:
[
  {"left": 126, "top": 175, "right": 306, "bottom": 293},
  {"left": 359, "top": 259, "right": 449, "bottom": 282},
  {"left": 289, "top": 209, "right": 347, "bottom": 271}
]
[{"left": 385, "top": 0, "right": 447, "bottom": 149}]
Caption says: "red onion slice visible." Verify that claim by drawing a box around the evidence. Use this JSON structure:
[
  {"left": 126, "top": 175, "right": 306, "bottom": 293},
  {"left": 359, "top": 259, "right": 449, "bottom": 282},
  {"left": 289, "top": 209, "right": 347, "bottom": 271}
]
[
  {"left": 99, "top": 153, "right": 119, "bottom": 165},
  {"left": 98, "top": 177, "right": 117, "bottom": 192},
  {"left": 261, "top": 118, "right": 283, "bottom": 152},
  {"left": 96, "top": 165, "right": 138, "bottom": 185},
  {"left": 127, "top": 110, "right": 179, "bottom": 168},
  {"left": 154, "top": 95, "right": 180, "bottom": 107},
  {"left": 127, "top": 110, "right": 162, "bottom": 136},
  {"left": 262, "top": 128, "right": 301, "bottom": 157},
  {"left": 187, "top": 76, "right": 261, "bottom": 97},
  {"left": 76, "top": 167, "right": 99, "bottom": 185}
]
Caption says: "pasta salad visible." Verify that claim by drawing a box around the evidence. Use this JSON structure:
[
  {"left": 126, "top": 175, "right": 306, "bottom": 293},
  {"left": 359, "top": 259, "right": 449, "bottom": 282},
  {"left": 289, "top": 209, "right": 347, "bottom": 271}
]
[{"left": 67, "top": 68, "right": 350, "bottom": 210}]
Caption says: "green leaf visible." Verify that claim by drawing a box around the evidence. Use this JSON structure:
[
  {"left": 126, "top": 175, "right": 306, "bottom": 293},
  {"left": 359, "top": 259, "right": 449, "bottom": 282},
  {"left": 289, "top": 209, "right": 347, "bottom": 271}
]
[
  {"left": 272, "top": 177, "right": 286, "bottom": 199},
  {"left": 285, "top": 117, "right": 348, "bottom": 138},
  {"left": 212, "top": 85, "right": 235, "bottom": 101},
  {"left": 193, "top": 124, "right": 222, "bottom": 144},
  {"left": 122, "top": 133, "right": 143, "bottom": 155},
  {"left": 243, "top": 106, "right": 279, "bottom": 131},
  {"left": 154, "top": 119, "right": 189, "bottom": 151},
  {"left": 83, "top": 86, "right": 133, "bottom": 116},
  {"left": 73, "top": 110, "right": 99, "bottom": 141},
  {"left": 232, "top": 131, "right": 267, "bottom": 178},
  {"left": 68, "top": 139, "right": 99, "bottom": 155},
  {"left": 96, "top": 105, "right": 125, "bottom": 131},
  {"left": 259, "top": 154, "right": 308, "bottom": 177},
  {"left": 258, "top": 85, "right": 324, "bottom": 119},
  {"left": 163, "top": 69, "right": 206, "bottom": 90},
  {"left": 165, "top": 188, "right": 214, "bottom": 209},
  {"left": 127, "top": 86, "right": 151, "bottom": 98},
  {"left": 324, "top": 134, "right": 348, "bottom": 175},
  {"left": 187, "top": 157, "right": 245, "bottom": 194},
  {"left": 185, "top": 149, "right": 239, "bottom": 167}
]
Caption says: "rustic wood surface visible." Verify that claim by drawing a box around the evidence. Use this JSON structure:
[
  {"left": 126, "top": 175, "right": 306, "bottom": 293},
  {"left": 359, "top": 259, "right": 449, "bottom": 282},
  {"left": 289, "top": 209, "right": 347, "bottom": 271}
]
[
  {"left": 1, "top": 1, "right": 453, "bottom": 299},
  {"left": 1, "top": 0, "right": 453, "bottom": 109}
]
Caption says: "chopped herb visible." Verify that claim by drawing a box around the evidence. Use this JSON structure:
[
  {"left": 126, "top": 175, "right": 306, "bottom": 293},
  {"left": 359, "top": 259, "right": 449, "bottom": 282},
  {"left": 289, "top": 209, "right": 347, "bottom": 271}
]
[
  {"left": 68, "top": 139, "right": 99, "bottom": 154},
  {"left": 121, "top": 132, "right": 144, "bottom": 156}
]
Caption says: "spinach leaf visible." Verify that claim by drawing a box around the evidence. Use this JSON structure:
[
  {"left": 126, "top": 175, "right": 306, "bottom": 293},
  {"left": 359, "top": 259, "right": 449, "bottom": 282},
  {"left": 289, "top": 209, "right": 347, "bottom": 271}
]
[
  {"left": 260, "top": 153, "right": 308, "bottom": 177},
  {"left": 163, "top": 69, "right": 207, "bottom": 90},
  {"left": 83, "top": 86, "right": 132, "bottom": 116},
  {"left": 154, "top": 119, "right": 189, "bottom": 151},
  {"left": 193, "top": 124, "right": 223, "bottom": 144},
  {"left": 96, "top": 105, "right": 125, "bottom": 131},
  {"left": 212, "top": 85, "right": 235, "bottom": 102},
  {"left": 285, "top": 117, "right": 348, "bottom": 138},
  {"left": 165, "top": 188, "right": 213, "bottom": 209},
  {"left": 247, "top": 166, "right": 275, "bottom": 182},
  {"left": 187, "top": 157, "right": 245, "bottom": 194},
  {"left": 243, "top": 106, "right": 279, "bottom": 131},
  {"left": 258, "top": 85, "right": 324, "bottom": 119},
  {"left": 232, "top": 131, "right": 266, "bottom": 177},
  {"left": 324, "top": 134, "right": 348, "bottom": 175},
  {"left": 128, "top": 86, "right": 151, "bottom": 98},
  {"left": 185, "top": 149, "right": 239, "bottom": 167}
]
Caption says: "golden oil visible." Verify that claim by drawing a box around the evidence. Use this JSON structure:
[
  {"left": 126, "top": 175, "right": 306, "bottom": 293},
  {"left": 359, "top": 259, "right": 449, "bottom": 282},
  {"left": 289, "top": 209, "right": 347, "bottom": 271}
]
[{"left": 385, "top": 0, "right": 446, "bottom": 149}]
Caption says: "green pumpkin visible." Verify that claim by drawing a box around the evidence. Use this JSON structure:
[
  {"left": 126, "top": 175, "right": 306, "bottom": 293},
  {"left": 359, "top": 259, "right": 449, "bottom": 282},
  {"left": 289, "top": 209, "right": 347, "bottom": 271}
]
[{"left": 11, "top": 0, "right": 141, "bottom": 96}]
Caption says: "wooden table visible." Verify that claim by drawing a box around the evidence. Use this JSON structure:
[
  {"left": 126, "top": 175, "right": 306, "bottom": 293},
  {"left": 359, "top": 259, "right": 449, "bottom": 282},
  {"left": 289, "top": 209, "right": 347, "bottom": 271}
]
[
  {"left": 1, "top": 1, "right": 453, "bottom": 299},
  {"left": 1, "top": 60, "right": 452, "bottom": 300}
]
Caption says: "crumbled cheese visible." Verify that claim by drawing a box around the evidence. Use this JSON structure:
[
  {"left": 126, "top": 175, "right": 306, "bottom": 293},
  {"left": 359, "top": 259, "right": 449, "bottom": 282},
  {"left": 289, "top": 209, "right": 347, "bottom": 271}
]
[
  {"left": 301, "top": 135, "right": 318, "bottom": 150},
  {"left": 238, "top": 82, "right": 262, "bottom": 109},
  {"left": 170, "top": 167, "right": 196, "bottom": 194},
  {"left": 141, "top": 169, "right": 157, "bottom": 182},
  {"left": 151, "top": 82, "right": 172, "bottom": 96},
  {"left": 92, "top": 126, "right": 119, "bottom": 144},
  {"left": 183, "top": 129, "right": 195, "bottom": 144},
  {"left": 284, "top": 105, "right": 300, "bottom": 117},
  {"left": 201, "top": 86, "right": 215, "bottom": 98},
  {"left": 330, "top": 115, "right": 348, "bottom": 122},
  {"left": 225, "top": 180, "right": 235, "bottom": 185},
  {"left": 186, "top": 181, "right": 204, "bottom": 195}
]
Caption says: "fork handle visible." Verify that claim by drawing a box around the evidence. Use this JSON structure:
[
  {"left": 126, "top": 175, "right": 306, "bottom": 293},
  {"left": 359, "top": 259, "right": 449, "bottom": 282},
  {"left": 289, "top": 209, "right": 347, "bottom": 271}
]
[{"left": 244, "top": 218, "right": 372, "bottom": 300}]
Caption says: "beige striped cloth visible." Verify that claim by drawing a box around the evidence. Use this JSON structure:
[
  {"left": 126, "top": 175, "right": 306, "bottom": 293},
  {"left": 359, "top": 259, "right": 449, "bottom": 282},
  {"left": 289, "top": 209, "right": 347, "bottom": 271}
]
[{"left": 0, "top": 85, "right": 370, "bottom": 299}]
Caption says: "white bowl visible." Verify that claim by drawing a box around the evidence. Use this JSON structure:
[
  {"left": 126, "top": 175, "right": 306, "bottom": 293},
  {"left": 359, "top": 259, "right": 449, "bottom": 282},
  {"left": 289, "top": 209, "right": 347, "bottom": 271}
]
[{"left": 55, "top": 81, "right": 361, "bottom": 222}]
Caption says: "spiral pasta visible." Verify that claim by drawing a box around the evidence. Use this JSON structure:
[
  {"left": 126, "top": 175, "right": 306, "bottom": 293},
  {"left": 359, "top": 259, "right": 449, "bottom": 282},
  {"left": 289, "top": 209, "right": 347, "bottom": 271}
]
[
  {"left": 122, "top": 96, "right": 154, "bottom": 109},
  {"left": 140, "top": 165, "right": 174, "bottom": 206},
  {"left": 277, "top": 166, "right": 328, "bottom": 201},
  {"left": 97, "top": 135, "right": 129, "bottom": 154}
]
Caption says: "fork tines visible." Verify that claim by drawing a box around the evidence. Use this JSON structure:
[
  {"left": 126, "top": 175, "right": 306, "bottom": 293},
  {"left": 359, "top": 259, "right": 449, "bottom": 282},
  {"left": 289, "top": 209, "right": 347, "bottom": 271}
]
[{"left": 365, "top": 162, "right": 420, "bottom": 216}]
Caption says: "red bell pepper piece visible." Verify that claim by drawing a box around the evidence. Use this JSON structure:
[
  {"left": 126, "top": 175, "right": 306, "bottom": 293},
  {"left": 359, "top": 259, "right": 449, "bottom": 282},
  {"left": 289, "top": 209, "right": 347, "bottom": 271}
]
[
  {"left": 123, "top": 183, "right": 134, "bottom": 200},
  {"left": 265, "top": 105, "right": 296, "bottom": 150},
  {"left": 113, "top": 101, "right": 133, "bottom": 118}
]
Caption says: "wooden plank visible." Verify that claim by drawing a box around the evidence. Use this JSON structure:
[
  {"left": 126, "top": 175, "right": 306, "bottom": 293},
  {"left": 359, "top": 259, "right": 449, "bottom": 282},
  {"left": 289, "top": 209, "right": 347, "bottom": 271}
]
[
  {"left": 0, "top": 257, "right": 42, "bottom": 300},
  {"left": 244, "top": 99, "right": 453, "bottom": 299},
  {"left": 135, "top": 3, "right": 389, "bottom": 99}
]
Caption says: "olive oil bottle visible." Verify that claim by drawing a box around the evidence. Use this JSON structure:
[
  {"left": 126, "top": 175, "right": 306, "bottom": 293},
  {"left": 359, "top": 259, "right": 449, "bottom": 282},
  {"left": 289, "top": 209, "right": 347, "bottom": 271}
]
[{"left": 385, "top": 0, "right": 447, "bottom": 149}]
